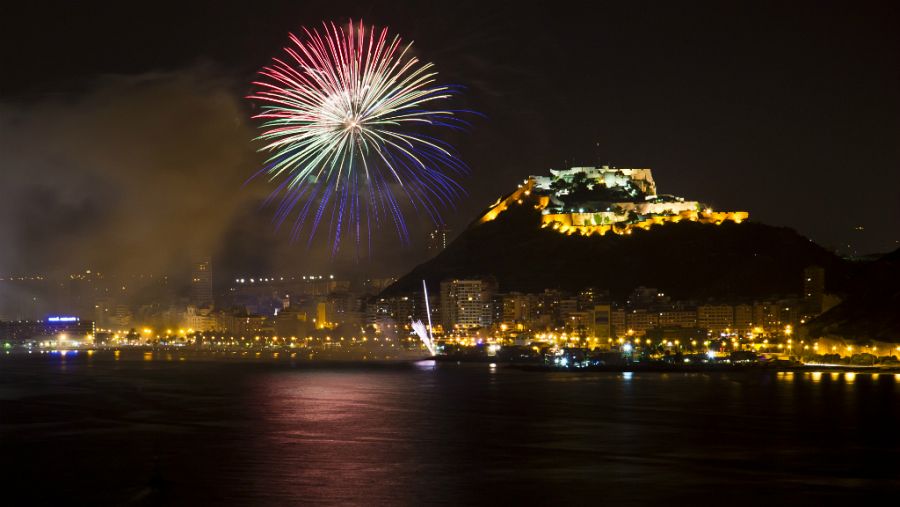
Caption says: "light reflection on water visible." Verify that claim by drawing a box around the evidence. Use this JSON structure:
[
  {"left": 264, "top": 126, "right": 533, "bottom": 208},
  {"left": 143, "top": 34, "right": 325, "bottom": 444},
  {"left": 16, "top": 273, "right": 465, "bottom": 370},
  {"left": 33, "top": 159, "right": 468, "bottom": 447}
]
[
  {"left": 236, "top": 367, "right": 900, "bottom": 504},
  {"left": 791, "top": 370, "right": 887, "bottom": 385},
  {"left": 414, "top": 359, "right": 437, "bottom": 371},
  {"left": 1, "top": 356, "right": 899, "bottom": 505}
]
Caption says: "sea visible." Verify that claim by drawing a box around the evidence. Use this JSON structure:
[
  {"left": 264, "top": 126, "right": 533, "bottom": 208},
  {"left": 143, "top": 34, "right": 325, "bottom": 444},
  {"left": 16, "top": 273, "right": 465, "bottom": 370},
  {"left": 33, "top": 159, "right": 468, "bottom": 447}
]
[{"left": 1, "top": 351, "right": 898, "bottom": 505}]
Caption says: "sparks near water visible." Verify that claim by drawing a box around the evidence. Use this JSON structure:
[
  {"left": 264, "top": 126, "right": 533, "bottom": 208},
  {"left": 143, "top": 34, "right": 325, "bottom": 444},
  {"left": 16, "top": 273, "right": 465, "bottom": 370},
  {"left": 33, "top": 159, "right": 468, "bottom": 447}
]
[
  {"left": 411, "top": 279, "right": 438, "bottom": 356},
  {"left": 248, "top": 20, "right": 471, "bottom": 254}
]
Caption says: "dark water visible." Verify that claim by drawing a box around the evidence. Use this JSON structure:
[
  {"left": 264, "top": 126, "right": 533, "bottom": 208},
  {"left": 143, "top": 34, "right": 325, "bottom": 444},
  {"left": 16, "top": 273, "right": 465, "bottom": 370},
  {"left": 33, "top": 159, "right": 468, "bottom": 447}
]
[{"left": 2, "top": 353, "right": 899, "bottom": 505}]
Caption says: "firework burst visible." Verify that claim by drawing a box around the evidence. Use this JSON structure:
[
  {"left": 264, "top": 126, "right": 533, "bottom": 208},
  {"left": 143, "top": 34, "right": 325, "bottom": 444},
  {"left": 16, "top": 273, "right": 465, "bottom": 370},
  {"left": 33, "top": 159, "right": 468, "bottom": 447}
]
[{"left": 248, "top": 20, "right": 471, "bottom": 254}]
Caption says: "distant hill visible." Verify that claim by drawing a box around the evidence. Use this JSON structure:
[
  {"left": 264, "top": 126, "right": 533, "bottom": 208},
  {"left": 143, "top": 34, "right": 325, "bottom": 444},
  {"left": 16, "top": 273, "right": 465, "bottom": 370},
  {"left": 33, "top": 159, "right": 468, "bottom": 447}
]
[
  {"left": 383, "top": 195, "right": 853, "bottom": 300},
  {"left": 804, "top": 248, "right": 900, "bottom": 343}
]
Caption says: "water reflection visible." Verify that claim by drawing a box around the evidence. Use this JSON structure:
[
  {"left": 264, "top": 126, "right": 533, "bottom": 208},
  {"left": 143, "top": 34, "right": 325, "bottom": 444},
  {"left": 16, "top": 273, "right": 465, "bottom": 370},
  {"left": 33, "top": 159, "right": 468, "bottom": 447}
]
[
  {"left": 783, "top": 371, "right": 895, "bottom": 385},
  {"left": 249, "top": 372, "right": 416, "bottom": 504},
  {"left": 237, "top": 367, "right": 900, "bottom": 504},
  {"left": 413, "top": 359, "right": 436, "bottom": 371},
  {"left": 2, "top": 356, "right": 899, "bottom": 505}
]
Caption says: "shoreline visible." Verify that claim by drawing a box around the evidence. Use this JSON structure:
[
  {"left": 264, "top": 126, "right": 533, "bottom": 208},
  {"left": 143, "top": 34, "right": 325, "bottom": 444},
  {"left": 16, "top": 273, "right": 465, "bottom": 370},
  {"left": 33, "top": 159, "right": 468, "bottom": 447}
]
[{"left": 2, "top": 348, "right": 899, "bottom": 374}]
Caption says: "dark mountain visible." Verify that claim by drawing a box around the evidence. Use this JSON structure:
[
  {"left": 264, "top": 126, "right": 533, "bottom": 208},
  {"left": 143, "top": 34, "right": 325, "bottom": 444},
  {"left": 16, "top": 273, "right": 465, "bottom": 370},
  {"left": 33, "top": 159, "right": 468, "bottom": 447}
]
[
  {"left": 384, "top": 195, "right": 853, "bottom": 300},
  {"left": 804, "top": 248, "right": 900, "bottom": 343}
]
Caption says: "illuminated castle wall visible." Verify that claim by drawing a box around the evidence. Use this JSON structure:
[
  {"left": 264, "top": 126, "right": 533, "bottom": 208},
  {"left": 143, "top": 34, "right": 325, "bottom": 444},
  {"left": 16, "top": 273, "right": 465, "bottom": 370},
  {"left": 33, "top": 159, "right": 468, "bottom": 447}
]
[
  {"left": 541, "top": 209, "right": 749, "bottom": 237},
  {"left": 479, "top": 165, "right": 748, "bottom": 236}
]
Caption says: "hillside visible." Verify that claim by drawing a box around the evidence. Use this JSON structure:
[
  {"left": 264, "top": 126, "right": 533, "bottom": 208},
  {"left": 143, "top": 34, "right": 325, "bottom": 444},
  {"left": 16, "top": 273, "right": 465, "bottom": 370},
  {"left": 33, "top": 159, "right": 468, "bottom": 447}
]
[
  {"left": 384, "top": 195, "right": 852, "bottom": 300},
  {"left": 804, "top": 248, "right": 900, "bottom": 343}
]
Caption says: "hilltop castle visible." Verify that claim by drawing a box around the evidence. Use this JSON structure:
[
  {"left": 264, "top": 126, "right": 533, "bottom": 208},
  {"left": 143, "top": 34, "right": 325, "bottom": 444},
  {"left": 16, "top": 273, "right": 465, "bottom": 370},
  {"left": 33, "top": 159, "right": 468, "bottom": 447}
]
[{"left": 480, "top": 165, "right": 748, "bottom": 236}]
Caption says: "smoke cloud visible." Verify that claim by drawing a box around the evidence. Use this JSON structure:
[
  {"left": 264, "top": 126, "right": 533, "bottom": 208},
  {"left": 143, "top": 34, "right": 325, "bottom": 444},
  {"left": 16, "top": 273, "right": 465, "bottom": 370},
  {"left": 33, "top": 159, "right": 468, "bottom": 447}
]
[{"left": 0, "top": 68, "right": 266, "bottom": 290}]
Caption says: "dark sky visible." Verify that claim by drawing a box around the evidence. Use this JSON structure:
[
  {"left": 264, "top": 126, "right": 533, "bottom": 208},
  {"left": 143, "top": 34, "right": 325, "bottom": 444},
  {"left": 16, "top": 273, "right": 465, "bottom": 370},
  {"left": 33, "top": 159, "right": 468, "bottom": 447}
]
[{"left": 1, "top": 0, "right": 898, "bottom": 283}]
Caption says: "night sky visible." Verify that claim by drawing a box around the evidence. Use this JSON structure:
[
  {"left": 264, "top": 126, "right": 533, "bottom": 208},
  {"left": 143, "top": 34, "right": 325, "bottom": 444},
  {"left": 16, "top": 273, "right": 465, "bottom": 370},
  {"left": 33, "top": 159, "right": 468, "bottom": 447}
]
[{"left": 2, "top": 0, "right": 898, "bottom": 282}]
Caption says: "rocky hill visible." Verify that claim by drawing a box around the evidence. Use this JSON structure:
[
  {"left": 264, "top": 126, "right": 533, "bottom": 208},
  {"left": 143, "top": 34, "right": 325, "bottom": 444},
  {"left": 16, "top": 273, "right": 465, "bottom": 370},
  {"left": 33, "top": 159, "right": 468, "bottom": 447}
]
[{"left": 384, "top": 194, "right": 852, "bottom": 300}]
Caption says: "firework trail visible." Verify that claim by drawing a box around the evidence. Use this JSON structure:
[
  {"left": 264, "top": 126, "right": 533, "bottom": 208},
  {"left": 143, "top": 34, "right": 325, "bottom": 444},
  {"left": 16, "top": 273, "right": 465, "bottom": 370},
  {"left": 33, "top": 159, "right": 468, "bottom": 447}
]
[{"left": 248, "top": 20, "right": 471, "bottom": 255}]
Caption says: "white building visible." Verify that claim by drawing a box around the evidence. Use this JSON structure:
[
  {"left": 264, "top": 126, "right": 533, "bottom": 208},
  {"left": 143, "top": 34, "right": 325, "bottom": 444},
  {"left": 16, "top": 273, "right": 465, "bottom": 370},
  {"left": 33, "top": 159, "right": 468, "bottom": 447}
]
[{"left": 440, "top": 279, "right": 496, "bottom": 329}]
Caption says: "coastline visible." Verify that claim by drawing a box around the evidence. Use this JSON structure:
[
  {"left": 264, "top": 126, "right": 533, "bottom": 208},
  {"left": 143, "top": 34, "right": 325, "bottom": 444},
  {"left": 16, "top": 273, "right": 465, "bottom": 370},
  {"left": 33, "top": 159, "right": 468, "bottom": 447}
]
[{"left": 3, "top": 348, "right": 899, "bottom": 374}]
